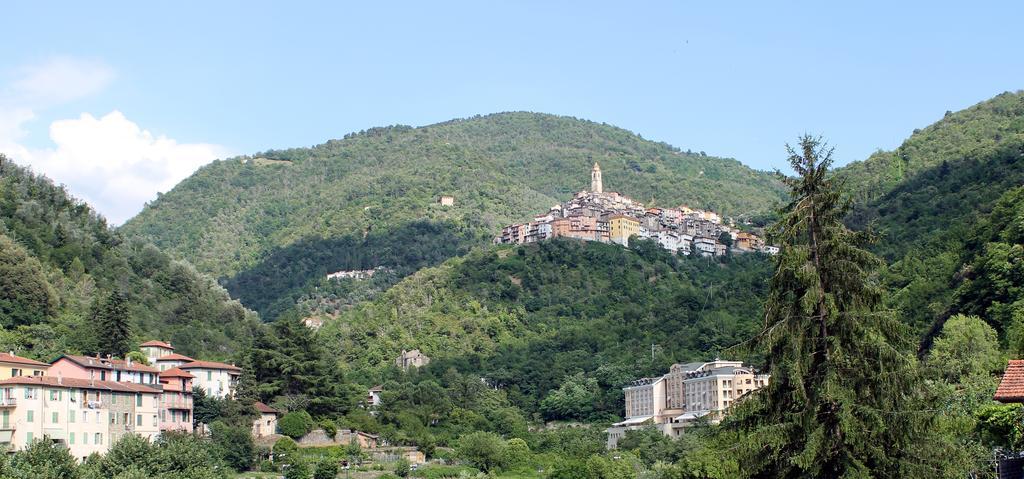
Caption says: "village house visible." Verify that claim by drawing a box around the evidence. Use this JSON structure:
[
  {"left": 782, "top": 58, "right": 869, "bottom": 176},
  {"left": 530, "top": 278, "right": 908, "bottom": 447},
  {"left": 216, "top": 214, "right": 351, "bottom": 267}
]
[
  {"left": 178, "top": 360, "right": 241, "bottom": 399},
  {"left": 367, "top": 385, "right": 383, "bottom": 407},
  {"left": 139, "top": 340, "right": 175, "bottom": 365},
  {"left": 153, "top": 353, "right": 195, "bottom": 372},
  {"left": 395, "top": 350, "right": 430, "bottom": 371},
  {"left": 0, "top": 352, "right": 49, "bottom": 379},
  {"left": 157, "top": 367, "right": 194, "bottom": 433},
  {"left": 439, "top": 195, "right": 455, "bottom": 206},
  {"left": 252, "top": 402, "right": 279, "bottom": 438},
  {"left": 337, "top": 429, "right": 380, "bottom": 449},
  {"left": 608, "top": 214, "right": 642, "bottom": 246}
]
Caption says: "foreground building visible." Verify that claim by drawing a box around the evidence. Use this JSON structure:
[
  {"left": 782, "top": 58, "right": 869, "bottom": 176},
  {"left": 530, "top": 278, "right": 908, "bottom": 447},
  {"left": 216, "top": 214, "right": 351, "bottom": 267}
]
[
  {"left": 0, "top": 376, "right": 162, "bottom": 461},
  {"left": 607, "top": 360, "right": 769, "bottom": 448}
]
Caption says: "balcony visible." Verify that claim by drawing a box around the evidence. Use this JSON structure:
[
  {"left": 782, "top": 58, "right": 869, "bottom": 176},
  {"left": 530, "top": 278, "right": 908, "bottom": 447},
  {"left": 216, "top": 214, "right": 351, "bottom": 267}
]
[
  {"left": 0, "top": 398, "right": 16, "bottom": 407},
  {"left": 161, "top": 398, "right": 192, "bottom": 409}
]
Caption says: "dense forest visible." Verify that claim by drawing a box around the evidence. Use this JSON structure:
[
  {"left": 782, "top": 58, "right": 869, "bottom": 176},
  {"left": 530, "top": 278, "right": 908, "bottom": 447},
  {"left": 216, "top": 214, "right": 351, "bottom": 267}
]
[{"left": 0, "top": 156, "right": 259, "bottom": 359}]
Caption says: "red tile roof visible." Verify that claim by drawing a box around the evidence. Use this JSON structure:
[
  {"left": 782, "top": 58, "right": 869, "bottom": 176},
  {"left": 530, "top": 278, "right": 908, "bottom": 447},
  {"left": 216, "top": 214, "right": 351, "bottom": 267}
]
[
  {"left": 0, "top": 352, "right": 50, "bottom": 368},
  {"left": 54, "top": 355, "right": 160, "bottom": 373},
  {"left": 155, "top": 353, "right": 194, "bottom": 362},
  {"left": 140, "top": 340, "right": 174, "bottom": 349},
  {"left": 254, "top": 401, "right": 279, "bottom": 414},
  {"left": 159, "top": 367, "right": 194, "bottom": 379},
  {"left": 996, "top": 360, "right": 1024, "bottom": 403},
  {"left": 179, "top": 360, "right": 242, "bottom": 373},
  {"left": 0, "top": 375, "right": 161, "bottom": 393}
]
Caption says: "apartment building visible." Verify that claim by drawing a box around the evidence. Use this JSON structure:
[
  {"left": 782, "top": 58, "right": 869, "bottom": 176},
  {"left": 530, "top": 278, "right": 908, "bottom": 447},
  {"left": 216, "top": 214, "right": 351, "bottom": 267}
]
[
  {"left": 607, "top": 360, "right": 769, "bottom": 448},
  {"left": 0, "top": 352, "right": 49, "bottom": 379},
  {"left": 0, "top": 376, "right": 161, "bottom": 461},
  {"left": 608, "top": 215, "right": 641, "bottom": 246},
  {"left": 139, "top": 340, "right": 175, "bottom": 364},
  {"left": 153, "top": 353, "right": 195, "bottom": 372},
  {"left": 252, "top": 402, "right": 279, "bottom": 438}
]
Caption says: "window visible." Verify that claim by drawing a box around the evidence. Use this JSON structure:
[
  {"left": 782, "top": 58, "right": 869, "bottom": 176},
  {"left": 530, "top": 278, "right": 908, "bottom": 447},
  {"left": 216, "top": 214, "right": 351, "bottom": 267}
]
[
  {"left": 123, "top": 413, "right": 129, "bottom": 425},
  {"left": 136, "top": 394, "right": 142, "bottom": 406},
  {"left": 96, "top": 411, "right": 100, "bottom": 423},
  {"left": 110, "top": 412, "right": 116, "bottom": 424},
  {"left": 152, "top": 414, "right": 157, "bottom": 427},
  {"left": 111, "top": 393, "right": 117, "bottom": 405},
  {"left": 32, "top": 370, "right": 41, "bottom": 377},
  {"left": 69, "top": 410, "right": 75, "bottom": 423},
  {"left": 49, "top": 390, "right": 58, "bottom": 401},
  {"left": 26, "top": 410, "right": 33, "bottom": 423},
  {"left": 26, "top": 432, "right": 32, "bottom": 443},
  {"left": 206, "top": 371, "right": 212, "bottom": 381},
  {"left": 69, "top": 432, "right": 75, "bottom": 445},
  {"left": 23, "top": 387, "right": 35, "bottom": 399},
  {"left": 95, "top": 433, "right": 102, "bottom": 445},
  {"left": 84, "top": 433, "right": 88, "bottom": 445},
  {"left": 100, "top": 371, "right": 106, "bottom": 381},
  {"left": 51, "top": 412, "right": 58, "bottom": 424},
  {"left": 11, "top": 369, "right": 20, "bottom": 377},
  {"left": 136, "top": 414, "right": 142, "bottom": 426}
]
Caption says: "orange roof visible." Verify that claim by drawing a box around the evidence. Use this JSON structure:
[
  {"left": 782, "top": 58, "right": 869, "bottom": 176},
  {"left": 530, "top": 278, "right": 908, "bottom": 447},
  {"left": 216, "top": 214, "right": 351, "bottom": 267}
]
[
  {"left": 155, "top": 353, "right": 195, "bottom": 362},
  {"left": 159, "top": 367, "right": 195, "bottom": 379},
  {"left": 54, "top": 355, "right": 160, "bottom": 373},
  {"left": 0, "top": 352, "right": 50, "bottom": 368},
  {"left": 140, "top": 340, "right": 174, "bottom": 349},
  {"left": 254, "top": 401, "right": 279, "bottom": 414},
  {"left": 0, "top": 375, "right": 161, "bottom": 393},
  {"left": 996, "top": 360, "right": 1024, "bottom": 402},
  {"left": 179, "top": 360, "right": 242, "bottom": 373}
]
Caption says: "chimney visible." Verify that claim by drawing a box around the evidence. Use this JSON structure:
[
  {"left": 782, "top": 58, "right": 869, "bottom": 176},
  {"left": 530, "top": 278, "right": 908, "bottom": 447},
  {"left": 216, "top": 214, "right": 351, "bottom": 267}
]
[
  {"left": 126, "top": 357, "right": 132, "bottom": 367},
  {"left": 57, "top": 372, "right": 63, "bottom": 385}
]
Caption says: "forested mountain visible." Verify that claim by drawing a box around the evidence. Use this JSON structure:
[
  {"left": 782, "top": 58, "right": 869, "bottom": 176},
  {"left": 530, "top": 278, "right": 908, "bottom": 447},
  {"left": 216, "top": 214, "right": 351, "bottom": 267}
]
[
  {"left": 0, "top": 156, "right": 259, "bottom": 360},
  {"left": 832, "top": 91, "right": 1024, "bottom": 346},
  {"left": 317, "top": 238, "right": 773, "bottom": 417},
  {"left": 121, "top": 112, "right": 787, "bottom": 319}
]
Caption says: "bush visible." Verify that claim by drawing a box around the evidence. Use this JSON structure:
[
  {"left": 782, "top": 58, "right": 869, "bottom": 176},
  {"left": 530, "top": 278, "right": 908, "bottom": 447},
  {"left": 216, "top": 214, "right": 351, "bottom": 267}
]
[
  {"left": 455, "top": 431, "right": 506, "bottom": 473},
  {"left": 285, "top": 460, "right": 312, "bottom": 479},
  {"left": 394, "top": 458, "right": 410, "bottom": 477},
  {"left": 280, "top": 410, "right": 316, "bottom": 439},
  {"left": 260, "top": 459, "right": 278, "bottom": 472},
  {"left": 319, "top": 419, "right": 338, "bottom": 438},
  {"left": 209, "top": 420, "right": 256, "bottom": 471},
  {"left": 313, "top": 459, "right": 339, "bottom": 479}
]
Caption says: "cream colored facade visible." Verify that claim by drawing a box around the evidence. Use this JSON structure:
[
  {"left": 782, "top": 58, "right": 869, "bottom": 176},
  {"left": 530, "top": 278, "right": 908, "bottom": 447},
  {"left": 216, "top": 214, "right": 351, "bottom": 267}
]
[
  {"left": 0, "top": 376, "right": 160, "bottom": 462},
  {"left": 0, "top": 353, "right": 49, "bottom": 379},
  {"left": 608, "top": 360, "right": 769, "bottom": 448},
  {"left": 180, "top": 363, "right": 240, "bottom": 399}
]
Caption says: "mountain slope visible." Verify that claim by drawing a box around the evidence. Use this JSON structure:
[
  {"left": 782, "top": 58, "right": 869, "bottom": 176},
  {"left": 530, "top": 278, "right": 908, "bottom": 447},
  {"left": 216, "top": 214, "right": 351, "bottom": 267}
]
[
  {"left": 318, "top": 238, "right": 774, "bottom": 415},
  {"left": 0, "top": 156, "right": 259, "bottom": 359},
  {"left": 832, "top": 91, "right": 1024, "bottom": 343},
  {"left": 122, "top": 112, "right": 787, "bottom": 283}
]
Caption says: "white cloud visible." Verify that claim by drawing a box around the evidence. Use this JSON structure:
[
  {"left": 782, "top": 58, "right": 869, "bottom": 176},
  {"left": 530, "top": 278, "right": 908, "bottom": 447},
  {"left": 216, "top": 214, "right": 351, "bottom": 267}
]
[
  {"left": 0, "top": 57, "right": 227, "bottom": 225},
  {"left": 21, "top": 111, "right": 227, "bottom": 225},
  {"left": 6, "top": 57, "right": 115, "bottom": 106}
]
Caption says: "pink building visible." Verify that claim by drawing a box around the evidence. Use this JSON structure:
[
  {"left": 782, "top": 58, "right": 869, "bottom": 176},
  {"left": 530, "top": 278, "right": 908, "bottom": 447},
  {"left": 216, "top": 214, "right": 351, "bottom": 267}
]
[
  {"left": 157, "top": 368, "right": 194, "bottom": 433},
  {"left": 49, "top": 355, "right": 161, "bottom": 385}
]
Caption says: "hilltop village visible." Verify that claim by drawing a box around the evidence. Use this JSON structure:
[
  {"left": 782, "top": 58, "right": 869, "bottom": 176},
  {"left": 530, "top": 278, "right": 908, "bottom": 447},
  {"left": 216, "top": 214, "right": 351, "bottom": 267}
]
[{"left": 496, "top": 163, "right": 779, "bottom": 256}]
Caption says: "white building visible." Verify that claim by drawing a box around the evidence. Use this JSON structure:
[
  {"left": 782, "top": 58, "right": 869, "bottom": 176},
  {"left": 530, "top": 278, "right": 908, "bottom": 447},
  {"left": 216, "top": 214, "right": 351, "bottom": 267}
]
[{"left": 178, "top": 361, "right": 241, "bottom": 398}]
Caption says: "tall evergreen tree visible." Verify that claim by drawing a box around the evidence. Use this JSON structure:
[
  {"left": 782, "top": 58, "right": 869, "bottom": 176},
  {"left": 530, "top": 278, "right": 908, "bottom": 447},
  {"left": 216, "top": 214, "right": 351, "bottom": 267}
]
[
  {"left": 95, "top": 291, "right": 132, "bottom": 357},
  {"left": 723, "top": 136, "right": 933, "bottom": 477}
]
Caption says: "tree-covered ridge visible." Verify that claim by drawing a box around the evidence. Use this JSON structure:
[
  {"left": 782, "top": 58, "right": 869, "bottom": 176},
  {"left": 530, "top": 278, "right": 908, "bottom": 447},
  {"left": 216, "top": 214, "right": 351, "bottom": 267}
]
[
  {"left": 839, "top": 90, "right": 1024, "bottom": 204},
  {"left": 122, "top": 112, "right": 787, "bottom": 279},
  {"left": 317, "top": 238, "right": 773, "bottom": 417},
  {"left": 0, "top": 156, "right": 259, "bottom": 359}
]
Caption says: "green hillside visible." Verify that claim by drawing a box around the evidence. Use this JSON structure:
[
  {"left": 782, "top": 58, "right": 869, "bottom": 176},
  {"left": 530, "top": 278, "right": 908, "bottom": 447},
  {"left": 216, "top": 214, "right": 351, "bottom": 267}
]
[
  {"left": 121, "top": 112, "right": 787, "bottom": 318},
  {"left": 832, "top": 91, "right": 1024, "bottom": 344},
  {"left": 317, "top": 238, "right": 773, "bottom": 416},
  {"left": 0, "top": 156, "right": 259, "bottom": 359}
]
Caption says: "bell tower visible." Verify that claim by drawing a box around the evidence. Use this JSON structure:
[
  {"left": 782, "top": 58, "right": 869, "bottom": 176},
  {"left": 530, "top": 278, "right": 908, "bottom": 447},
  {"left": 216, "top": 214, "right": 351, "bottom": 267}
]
[{"left": 591, "top": 162, "right": 603, "bottom": 193}]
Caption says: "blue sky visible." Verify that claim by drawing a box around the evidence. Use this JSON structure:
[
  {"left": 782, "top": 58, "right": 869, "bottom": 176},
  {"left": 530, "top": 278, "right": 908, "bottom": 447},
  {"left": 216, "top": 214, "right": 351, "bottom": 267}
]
[{"left": 2, "top": 1, "right": 1022, "bottom": 223}]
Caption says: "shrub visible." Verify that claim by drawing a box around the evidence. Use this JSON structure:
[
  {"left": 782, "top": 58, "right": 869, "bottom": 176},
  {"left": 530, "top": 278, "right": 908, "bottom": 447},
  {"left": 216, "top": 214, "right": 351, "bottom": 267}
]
[
  {"left": 394, "top": 458, "right": 410, "bottom": 477},
  {"left": 285, "top": 459, "right": 312, "bottom": 479},
  {"left": 280, "top": 410, "right": 316, "bottom": 439},
  {"left": 455, "top": 431, "right": 506, "bottom": 473},
  {"left": 319, "top": 419, "right": 338, "bottom": 438},
  {"left": 313, "top": 459, "right": 339, "bottom": 479}
]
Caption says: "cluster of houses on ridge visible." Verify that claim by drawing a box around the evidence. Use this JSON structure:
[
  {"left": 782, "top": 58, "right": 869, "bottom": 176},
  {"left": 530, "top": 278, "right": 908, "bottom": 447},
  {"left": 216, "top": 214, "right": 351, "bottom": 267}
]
[
  {"left": 496, "top": 163, "right": 779, "bottom": 257},
  {"left": 606, "top": 359, "right": 770, "bottom": 449},
  {"left": 0, "top": 341, "right": 278, "bottom": 461}
]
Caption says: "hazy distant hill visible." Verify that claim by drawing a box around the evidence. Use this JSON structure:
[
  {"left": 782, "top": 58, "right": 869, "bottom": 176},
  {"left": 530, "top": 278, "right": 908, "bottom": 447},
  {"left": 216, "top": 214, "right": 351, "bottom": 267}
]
[{"left": 120, "top": 112, "right": 787, "bottom": 318}]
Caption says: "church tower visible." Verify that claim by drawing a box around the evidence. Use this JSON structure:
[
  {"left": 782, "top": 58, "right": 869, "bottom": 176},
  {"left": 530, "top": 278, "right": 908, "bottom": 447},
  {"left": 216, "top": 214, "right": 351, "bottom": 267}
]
[{"left": 591, "top": 162, "right": 603, "bottom": 193}]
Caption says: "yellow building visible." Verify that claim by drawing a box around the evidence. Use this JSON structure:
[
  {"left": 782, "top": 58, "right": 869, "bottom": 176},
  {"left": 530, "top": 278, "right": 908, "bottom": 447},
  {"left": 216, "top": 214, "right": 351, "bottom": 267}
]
[
  {"left": 608, "top": 215, "right": 641, "bottom": 246},
  {"left": 0, "top": 352, "right": 48, "bottom": 379}
]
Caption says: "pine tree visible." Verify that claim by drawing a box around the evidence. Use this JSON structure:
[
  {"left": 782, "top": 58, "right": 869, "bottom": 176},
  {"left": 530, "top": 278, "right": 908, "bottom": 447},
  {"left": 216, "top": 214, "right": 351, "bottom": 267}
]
[
  {"left": 724, "top": 136, "right": 932, "bottom": 477},
  {"left": 96, "top": 291, "right": 132, "bottom": 357}
]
